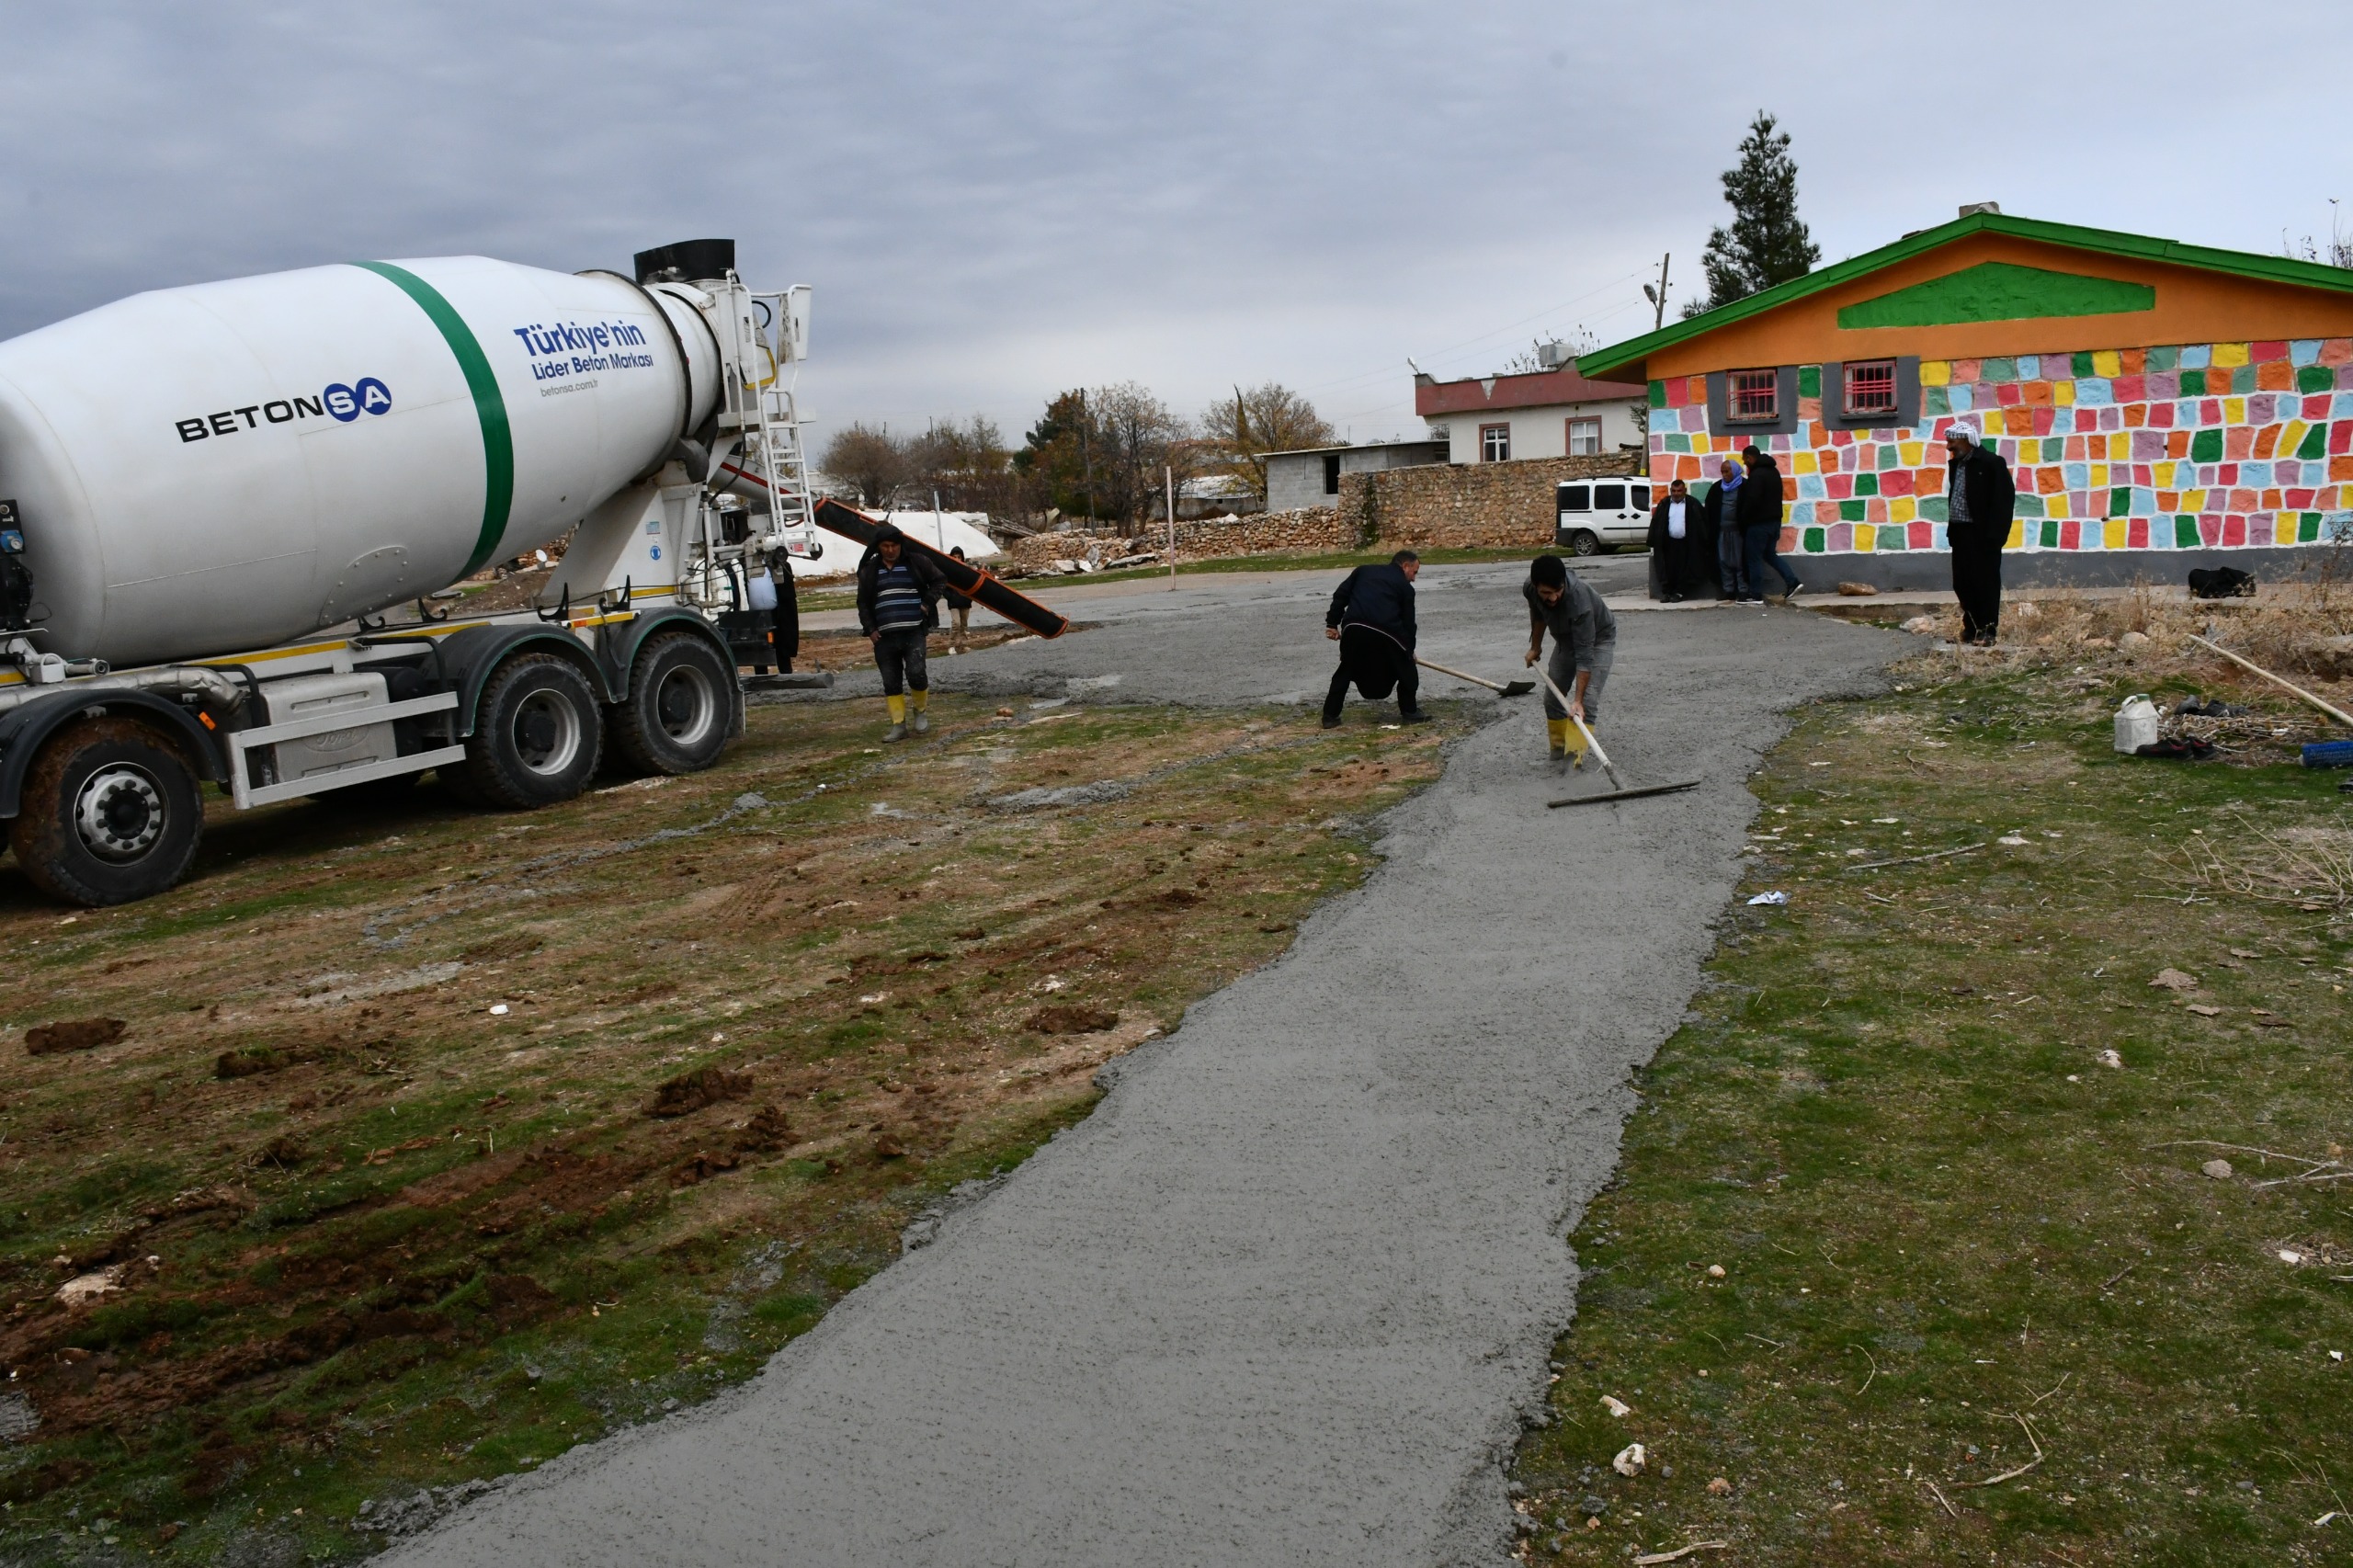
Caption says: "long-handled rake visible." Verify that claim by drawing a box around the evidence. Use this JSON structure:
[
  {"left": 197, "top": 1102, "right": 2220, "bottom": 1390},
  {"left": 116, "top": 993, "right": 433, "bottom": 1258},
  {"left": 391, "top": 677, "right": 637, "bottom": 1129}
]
[
  {"left": 1413, "top": 655, "right": 1534, "bottom": 698},
  {"left": 1535, "top": 666, "right": 1702, "bottom": 807}
]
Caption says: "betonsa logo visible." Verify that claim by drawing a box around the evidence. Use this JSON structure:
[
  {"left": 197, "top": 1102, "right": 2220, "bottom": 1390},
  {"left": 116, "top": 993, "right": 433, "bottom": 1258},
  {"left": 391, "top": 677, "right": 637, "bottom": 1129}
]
[{"left": 176, "top": 378, "right": 391, "bottom": 443}]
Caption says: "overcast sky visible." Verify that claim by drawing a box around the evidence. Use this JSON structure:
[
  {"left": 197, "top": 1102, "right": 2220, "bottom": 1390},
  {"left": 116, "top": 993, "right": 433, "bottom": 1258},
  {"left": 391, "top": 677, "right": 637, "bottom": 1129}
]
[{"left": 6, "top": 2, "right": 2352, "bottom": 450}]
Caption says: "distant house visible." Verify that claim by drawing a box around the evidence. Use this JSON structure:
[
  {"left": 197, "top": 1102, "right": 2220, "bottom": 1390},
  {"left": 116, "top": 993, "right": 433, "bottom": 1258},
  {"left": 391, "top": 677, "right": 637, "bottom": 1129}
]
[
  {"left": 1264, "top": 439, "right": 1449, "bottom": 511},
  {"left": 1170, "top": 472, "right": 1265, "bottom": 520},
  {"left": 1415, "top": 365, "right": 1649, "bottom": 464}
]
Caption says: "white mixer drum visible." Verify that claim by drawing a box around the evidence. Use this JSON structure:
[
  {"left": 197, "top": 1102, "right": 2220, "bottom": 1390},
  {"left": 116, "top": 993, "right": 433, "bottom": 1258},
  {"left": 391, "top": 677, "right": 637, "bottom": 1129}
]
[{"left": 0, "top": 256, "right": 719, "bottom": 666}]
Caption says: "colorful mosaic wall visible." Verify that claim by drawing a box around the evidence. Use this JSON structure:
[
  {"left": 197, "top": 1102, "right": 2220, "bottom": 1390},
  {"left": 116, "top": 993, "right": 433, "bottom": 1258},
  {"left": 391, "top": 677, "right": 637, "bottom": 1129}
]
[{"left": 1647, "top": 339, "right": 2353, "bottom": 555}]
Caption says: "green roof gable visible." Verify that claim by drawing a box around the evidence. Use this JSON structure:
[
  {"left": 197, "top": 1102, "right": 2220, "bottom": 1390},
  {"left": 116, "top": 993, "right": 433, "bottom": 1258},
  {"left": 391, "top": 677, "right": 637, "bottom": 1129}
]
[{"left": 1578, "top": 211, "right": 2353, "bottom": 381}]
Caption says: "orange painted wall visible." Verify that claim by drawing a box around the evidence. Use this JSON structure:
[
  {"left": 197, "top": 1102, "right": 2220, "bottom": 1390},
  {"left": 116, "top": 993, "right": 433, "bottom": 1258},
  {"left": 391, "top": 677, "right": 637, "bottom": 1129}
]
[{"left": 1646, "top": 233, "right": 2353, "bottom": 379}]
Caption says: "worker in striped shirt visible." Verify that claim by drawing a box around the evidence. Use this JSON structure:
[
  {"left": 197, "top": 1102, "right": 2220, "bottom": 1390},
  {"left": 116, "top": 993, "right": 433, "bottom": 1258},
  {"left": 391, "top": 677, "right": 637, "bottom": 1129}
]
[{"left": 855, "top": 523, "right": 946, "bottom": 741}]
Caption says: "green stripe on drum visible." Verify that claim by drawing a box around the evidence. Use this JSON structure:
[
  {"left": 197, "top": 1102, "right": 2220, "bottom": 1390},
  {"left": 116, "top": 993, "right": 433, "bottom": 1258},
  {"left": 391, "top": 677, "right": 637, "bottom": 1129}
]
[{"left": 350, "top": 261, "right": 517, "bottom": 578}]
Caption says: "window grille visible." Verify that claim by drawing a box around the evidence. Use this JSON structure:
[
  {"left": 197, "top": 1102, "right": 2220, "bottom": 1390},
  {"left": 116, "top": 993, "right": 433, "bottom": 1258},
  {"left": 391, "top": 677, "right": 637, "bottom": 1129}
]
[
  {"left": 1844, "top": 359, "right": 1898, "bottom": 417},
  {"left": 1730, "top": 369, "right": 1778, "bottom": 422}
]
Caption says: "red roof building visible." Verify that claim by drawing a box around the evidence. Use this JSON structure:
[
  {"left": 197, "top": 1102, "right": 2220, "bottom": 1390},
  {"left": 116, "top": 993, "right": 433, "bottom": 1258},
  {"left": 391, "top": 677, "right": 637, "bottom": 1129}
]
[{"left": 1414, "top": 364, "right": 1649, "bottom": 465}]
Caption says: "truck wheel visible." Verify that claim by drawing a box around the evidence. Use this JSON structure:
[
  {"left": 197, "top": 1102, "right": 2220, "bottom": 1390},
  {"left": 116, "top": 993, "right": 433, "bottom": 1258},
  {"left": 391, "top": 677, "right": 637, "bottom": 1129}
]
[
  {"left": 9, "top": 718, "right": 204, "bottom": 906},
  {"left": 1566, "top": 528, "right": 1602, "bottom": 557},
  {"left": 609, "top": 632, "right": 733, "bottom": 775},
  {"left": 462, "top": 653, "right": 603, "bottom": 809}
]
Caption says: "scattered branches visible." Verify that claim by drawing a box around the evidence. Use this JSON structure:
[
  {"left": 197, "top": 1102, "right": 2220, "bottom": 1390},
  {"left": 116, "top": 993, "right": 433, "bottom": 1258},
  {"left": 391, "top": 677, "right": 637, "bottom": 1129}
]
[
  {"left": 1955, "top": 1413, "right": 2045, "bottom": 1490},
  {"left": 1631, "top": 1543, "right": 1730, "bottom": 1566},
  {"left": 1848, "top": 1344, "right": 1879, "bottom": 1394},
  {"left": 1845, "top": 841, "right": 1987, "bottom": 873}
]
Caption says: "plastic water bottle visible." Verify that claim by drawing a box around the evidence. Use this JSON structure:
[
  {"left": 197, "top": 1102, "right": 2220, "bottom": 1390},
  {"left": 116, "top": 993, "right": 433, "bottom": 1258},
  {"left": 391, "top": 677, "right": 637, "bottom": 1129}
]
[{"left": 2114, "top": 695, "right": 2159, "bottom": 754}]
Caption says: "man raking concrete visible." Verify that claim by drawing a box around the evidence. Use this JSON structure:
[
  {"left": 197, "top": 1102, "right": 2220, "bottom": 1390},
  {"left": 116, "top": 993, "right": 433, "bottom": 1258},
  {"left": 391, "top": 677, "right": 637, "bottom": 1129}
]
[{"left": 1523, "top": 553, "right": 1615, "bottom": 767}]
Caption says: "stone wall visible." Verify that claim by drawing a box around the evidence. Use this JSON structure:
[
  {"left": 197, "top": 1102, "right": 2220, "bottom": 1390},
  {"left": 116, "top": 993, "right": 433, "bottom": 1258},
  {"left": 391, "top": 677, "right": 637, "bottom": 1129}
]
[
  {"left": 1336, "top": 452, "right": 1645, "bottom": 549},
  {"left": 998, "top": 507, "right": 1359, "bottom": 574}
]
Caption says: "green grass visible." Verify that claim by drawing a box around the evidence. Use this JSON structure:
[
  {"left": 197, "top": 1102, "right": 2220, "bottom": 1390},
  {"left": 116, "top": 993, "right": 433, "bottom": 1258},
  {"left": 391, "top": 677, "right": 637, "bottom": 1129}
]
[{"left": 1518, "top": 653, "right": 2353, "bottom": 1565}]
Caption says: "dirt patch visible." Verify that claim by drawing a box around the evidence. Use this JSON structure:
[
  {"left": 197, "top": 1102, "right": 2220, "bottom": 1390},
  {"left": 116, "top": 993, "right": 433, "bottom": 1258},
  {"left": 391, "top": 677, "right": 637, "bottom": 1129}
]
[
  {"left": 25, "top": 1017, "right": 124, "bottom": 1055},
  {"left": 647, "top": 1068, "right": 755, "bottom": 1119},
  {"left": 1023, "top": 1005, "right": 1120, "bottom": 1035}
]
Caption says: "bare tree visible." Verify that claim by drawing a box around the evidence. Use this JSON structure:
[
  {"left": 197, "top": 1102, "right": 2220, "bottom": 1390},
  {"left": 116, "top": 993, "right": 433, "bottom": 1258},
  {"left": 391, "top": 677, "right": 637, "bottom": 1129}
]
[
  {"left": 1201, "top": 382, "right": 1336, "bottom": 498},
  {"left": 820, "top": 422, "right": 914, "bottom": 506},
  {"left": 1088, "top": 382, "right": 1194, "bottom": 523}
]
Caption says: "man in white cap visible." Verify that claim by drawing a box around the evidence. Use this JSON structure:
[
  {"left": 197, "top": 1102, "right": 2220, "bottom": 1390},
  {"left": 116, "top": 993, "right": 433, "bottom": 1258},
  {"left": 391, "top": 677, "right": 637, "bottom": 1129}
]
[{"left": 1943, "top": 418, "right": 2017, "bottom": 645}]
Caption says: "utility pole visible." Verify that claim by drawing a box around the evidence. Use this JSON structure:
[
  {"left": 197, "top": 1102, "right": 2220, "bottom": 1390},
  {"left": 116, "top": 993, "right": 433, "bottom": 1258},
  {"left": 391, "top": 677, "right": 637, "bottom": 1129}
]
[
  {"left": 1165, "top": 465, "right": 1176, "bottom": 589},
  {"left": 1642, "top": 253, "right": 1672, "bottom": 332}
]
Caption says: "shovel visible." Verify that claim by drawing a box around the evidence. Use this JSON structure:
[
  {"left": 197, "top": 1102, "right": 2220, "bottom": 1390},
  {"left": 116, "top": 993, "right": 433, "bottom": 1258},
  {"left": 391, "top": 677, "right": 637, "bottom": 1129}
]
[
  {"left": 1534, "top": 666, "right": 1702, "bottom": 808},
  {"left": 1413, "top": 655, "right": 1534, "bottom": 698}
]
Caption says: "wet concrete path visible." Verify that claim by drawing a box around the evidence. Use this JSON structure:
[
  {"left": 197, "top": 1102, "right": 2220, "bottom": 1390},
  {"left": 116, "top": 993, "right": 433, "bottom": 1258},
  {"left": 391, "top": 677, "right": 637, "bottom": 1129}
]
[{"left": 386, "top": 562, "right": 1903, "bottom": 1566}]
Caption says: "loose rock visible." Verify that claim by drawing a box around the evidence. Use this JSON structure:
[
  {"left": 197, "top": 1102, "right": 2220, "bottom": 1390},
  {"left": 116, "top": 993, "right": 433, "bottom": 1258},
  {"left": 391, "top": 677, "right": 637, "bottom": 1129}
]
[{"left": 2202, "top": 1158, "right": 2234, "bottom": 1179}]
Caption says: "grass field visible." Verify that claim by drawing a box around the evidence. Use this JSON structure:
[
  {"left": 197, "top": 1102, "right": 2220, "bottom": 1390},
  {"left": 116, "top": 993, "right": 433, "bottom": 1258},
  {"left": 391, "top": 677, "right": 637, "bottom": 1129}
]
[
  {"left": 0, "top": 691, "right": 1466, "bottom": 1562},
  {"left": 1515, "top": 642, "right": 2353, "bottom": 1564}
]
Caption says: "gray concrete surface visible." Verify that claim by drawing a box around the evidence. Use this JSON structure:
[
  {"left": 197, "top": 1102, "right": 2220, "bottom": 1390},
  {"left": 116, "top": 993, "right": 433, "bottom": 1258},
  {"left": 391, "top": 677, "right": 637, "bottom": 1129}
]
[{"left": 384, "top": 562, "right": 1904, "bottom": 1567}]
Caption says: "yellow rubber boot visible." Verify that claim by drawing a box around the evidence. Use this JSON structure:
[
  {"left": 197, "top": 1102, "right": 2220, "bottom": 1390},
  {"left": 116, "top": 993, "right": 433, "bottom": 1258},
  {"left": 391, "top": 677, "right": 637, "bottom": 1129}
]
[
  {"left": 885, "top": 694, "right": 906, "bottom": 723},
  {"left": 1563, "top": 721, "right": 1589, "bottom": 770},
  {"left": 1545, "top": 718, "right": 1570, "bottom": 759},
  {"left": 909, "top": 687, "right": 930, "bottom": 733}
]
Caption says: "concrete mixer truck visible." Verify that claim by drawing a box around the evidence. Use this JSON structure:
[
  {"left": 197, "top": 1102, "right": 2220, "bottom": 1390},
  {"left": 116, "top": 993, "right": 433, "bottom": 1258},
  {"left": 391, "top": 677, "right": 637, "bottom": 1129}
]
[{"left": 0, "top": 237, "right": 827, "bottom": 905}]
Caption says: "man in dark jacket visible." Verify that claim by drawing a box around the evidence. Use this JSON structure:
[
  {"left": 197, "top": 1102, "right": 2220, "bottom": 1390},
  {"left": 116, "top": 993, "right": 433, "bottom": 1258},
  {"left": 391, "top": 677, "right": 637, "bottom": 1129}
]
[
  {"left": 1645, "top": 477, "right": 1712, "bottom": 601},
  {"left": 855, "top": 523, "right": 946, "bottom": 740},
  {"left": 1942, "top": 418, "right": 2017, "bottom": 644},
  {"left": 1737, "top": 444, "right": 1802, "bottom": 603},
  {"left": 1322, "top": 550, "right": 1427, "bottom": 727}
]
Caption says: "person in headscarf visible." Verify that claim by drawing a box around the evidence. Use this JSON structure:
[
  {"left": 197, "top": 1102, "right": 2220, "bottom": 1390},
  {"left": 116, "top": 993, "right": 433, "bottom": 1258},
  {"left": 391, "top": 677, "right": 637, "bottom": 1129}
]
[
  {"left": 1645, "top": 477, "right": 1711, "bottom": 601},
  {"left": 1703, "top": 458, "right": 1748, "bottom": 600},
  {"left": 1524, "top": 552, "right": 1616, "bottom": 767},
  {"left": 1321, "top": 550, "right": 1429, "bottom": 727},
  {"left": 1943, "top": 417, "right": 2017, "bottom": 644}
]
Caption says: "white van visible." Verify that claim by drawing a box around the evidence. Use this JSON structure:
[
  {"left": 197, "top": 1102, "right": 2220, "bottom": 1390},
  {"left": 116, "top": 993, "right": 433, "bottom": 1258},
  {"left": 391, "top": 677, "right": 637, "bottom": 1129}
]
[{"left": 1554, "top": 479, "right": 1651, "bottom": 555}]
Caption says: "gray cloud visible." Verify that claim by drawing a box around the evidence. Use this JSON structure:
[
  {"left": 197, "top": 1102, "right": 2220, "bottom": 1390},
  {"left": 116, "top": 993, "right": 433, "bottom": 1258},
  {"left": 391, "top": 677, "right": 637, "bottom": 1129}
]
[{"left": 5, "top": 2, "right": 2351, "bottom": 446}]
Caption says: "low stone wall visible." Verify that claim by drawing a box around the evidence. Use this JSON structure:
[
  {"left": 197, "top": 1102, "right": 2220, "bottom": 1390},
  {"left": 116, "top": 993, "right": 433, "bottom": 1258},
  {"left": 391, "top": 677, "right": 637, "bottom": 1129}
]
[
  {"left": 999, "top": 507, "right": 1358, "bottom": 573},
  {"left": 1337, "top": 453, "right": 1644, "bottom": 550}
]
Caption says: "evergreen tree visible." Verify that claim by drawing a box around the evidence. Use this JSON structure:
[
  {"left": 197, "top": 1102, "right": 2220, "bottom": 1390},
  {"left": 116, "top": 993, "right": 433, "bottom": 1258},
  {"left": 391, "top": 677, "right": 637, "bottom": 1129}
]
[{"left": 1699, "top": 112, "right": 1820, "bottom": 312}]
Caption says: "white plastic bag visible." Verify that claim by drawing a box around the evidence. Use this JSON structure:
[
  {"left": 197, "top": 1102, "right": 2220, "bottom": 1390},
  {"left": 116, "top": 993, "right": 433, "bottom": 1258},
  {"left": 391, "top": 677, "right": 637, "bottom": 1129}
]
[
  {"left": 2114, "top": 694, "right": 2158, "bottom": 754},
  {"left": 746, "top": 571, "right": 779, "bottom": 611}
]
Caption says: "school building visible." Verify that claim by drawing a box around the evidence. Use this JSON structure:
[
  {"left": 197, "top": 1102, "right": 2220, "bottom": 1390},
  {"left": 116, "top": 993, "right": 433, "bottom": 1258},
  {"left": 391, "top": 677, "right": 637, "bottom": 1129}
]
[{"left": 1577, "top": 207, "right": 2353, "bottom": 585}]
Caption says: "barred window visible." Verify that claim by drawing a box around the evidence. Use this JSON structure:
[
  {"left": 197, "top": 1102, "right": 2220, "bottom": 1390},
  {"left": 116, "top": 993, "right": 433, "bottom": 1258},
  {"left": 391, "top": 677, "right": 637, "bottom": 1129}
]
[
  {"left": 1844, "top": 359, "right": 1898, "bottom": 417},
  {"left": 1729, "top": 369, "right": 1779, "bottom": 422}
]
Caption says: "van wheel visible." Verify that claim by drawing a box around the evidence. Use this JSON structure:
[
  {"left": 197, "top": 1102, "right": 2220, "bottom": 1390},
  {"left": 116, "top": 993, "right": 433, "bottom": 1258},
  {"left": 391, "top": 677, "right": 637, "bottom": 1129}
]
[
  {"left": 462, "top": 653, "right": 603, "bottom": 809},
  {"left": 609, "top": 632, "right": 733, "bottom": 776},
  {"left": 1566, "top": 528, "right": 1602, "bottom": 557},
  {"left": 10, "top": 718, "right": 204, "bottom": 906}
]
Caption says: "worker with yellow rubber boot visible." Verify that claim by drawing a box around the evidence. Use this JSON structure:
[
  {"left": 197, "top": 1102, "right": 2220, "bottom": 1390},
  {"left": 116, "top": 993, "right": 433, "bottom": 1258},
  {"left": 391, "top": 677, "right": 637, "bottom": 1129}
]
[
  {"left": 1524, "top": 553, "right": 1617, "bottom": 767},
  {"left": 856, "top": 522, "right": 947, "bottom": 742}
]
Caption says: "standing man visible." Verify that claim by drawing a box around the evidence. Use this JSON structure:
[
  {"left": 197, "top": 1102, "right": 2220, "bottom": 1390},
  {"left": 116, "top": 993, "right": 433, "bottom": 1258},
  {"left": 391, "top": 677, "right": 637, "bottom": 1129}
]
[
  {"left": 1705, "top": 457, "right": 1747, "bottom": 600},
  {"left": 1524, "top": 553, "right": 1617, "bottom": 767},
  {"left": 1738, "top": 443, "right": 1802, "bottom": 603},
  {"left": 856, "top": 523, "right": 945, "bottom": 741},
  {"left": 762, "top": 536, "right": 800, "bottom": 674},
  {"left": 1322, "top": 550, "right": 1429, "bottom": 727},
  {"left": 1645, "top": 477, "right": 1707, "bottom": 601},
  {"left": 943, "top": 545, "right": 973, "bottom": 654},
  {"left": 1942, "top": 418, "right": 2016, "bottom": 645}
]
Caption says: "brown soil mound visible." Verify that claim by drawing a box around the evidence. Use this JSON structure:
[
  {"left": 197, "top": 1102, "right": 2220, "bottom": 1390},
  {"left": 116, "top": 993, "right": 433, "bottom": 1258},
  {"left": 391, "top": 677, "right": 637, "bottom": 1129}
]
[
  {"left": 1023, "top": 1005, "right": 1120, "bottom": 1035},
  {"left": 26, "top": 1018, "right": 125, "bottom": 1055},
  {"left": 647, "top": 1068, "right": 755, "bottom": 1118}
]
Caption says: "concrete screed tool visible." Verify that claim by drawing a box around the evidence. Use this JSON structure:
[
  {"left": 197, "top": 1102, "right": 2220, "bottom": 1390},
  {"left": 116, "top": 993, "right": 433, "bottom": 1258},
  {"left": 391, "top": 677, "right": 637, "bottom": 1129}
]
[
  {"left": 1535, "top": 666, "right": 1702, "bottom": 808},
  {"left": 1413, "top": 655, "right": 1533, "bottom": 698}
]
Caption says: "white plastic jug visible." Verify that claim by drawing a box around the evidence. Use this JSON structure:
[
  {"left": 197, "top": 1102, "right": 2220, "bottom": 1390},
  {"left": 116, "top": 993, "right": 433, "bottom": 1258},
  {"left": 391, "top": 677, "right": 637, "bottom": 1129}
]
[{"left": 2114, "top": 694, "right": 2159, "bottom": 754}]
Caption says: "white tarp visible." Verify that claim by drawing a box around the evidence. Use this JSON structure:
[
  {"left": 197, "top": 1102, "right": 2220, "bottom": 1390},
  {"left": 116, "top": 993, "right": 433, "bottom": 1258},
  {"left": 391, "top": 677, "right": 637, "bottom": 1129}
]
[{"left": 786, "top": 509, "right": 1002, "bottom": 579}]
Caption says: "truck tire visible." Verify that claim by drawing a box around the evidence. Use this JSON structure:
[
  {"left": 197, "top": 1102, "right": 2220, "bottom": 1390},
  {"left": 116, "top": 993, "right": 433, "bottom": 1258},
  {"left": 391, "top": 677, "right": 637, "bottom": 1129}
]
[
  {"left": 1566, "top": 528, "right": 1602, "bottom": 557},
  {"left": 9, "top": 718, "right": 204, "bottom": 905},
  {"left": 608, "top": 632, "right": 733, "bottom": 776},
  {"left": 461, "top": 653, "right": 603, "bottom": 809}
]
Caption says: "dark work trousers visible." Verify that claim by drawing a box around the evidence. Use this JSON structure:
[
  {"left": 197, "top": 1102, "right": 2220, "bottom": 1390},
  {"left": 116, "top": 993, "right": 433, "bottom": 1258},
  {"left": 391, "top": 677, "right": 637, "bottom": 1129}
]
[
  {"left": 1324, "top": 626, "right": 1417, "bottom": 720},
  {"left": 1717, "top": 524, "right": 1748, "bottom": 598},
  {"left": 770, "top": 575, "right": 800, "bottom": 672},
  {"left": 1743, "top": 524, "right": 1800, "bottom": 599},
  {"left": 1949, "top": 530, "right": 2005, "bottom": 642},
  {"left": 873, "top": 627, "right": 928, "bottom": 696}
]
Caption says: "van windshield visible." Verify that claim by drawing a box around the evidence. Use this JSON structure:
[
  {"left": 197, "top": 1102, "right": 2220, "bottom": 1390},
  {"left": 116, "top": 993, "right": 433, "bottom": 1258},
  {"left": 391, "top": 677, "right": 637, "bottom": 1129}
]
[
  {"left": 1594, "top": 484, "right": 1626, "bottom": 509},
  {"left": 1558, "top": 485, "right": 1590, "bottom": 511}
]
